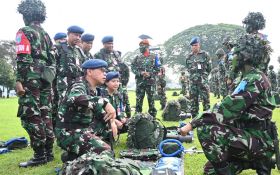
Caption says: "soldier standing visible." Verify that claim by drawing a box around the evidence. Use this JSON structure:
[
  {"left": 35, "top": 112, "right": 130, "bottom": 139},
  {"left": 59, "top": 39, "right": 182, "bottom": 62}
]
[
  {"left": 180, "top": 34, "right": 276, "bottom": 175},
  {"left": 185, "top": 37, "right": 211, "bottom": 118},
  {"left": 216, "top": 48, "right": 227, "bottom": 98},
  {"left": 211, "top": 67, "right": 220, "bottom": 98},
  {"left": 131, "top": 39, "right": 160, "bottom": 118},
  {"left": 80, "top": 33, "right": 94, "bottom": 59},
  {"left": 15, "top": 0, "right": 55, "bottom": 167},
  {"left": 156, "top": 66, "right": 167, "bottom": 110},
  {"left": 179, "top": 71, "right": 188, "bottom": 95},
  {"left": 94, "top": 36, "right": 131, "bottom": 118},
  {"left": 55, "top": 59, "right": 117, "bottom": 162},
  {"left": 55, "top": 25, "right": 84, "bottom": 104},
  {"left": 268, "top": 65, "right": 277, "bottom": 93}
]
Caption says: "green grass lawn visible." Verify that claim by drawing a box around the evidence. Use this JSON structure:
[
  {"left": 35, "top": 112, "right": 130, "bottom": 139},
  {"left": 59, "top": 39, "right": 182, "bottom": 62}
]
[{"left": 0, "top": 91, "right": 279, "bottom": 175}]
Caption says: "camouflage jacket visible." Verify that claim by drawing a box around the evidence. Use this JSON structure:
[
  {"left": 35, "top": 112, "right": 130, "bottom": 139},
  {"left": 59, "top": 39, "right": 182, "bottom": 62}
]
[
  {"left": 218, "top": 60, "right": 226, "bottom": 80},
  {"left": 179, "top": 75, "right": 188, "bottom": 85},
  {"left": 191, "top": 68, "right": 276, "bottom": 129},
  {"left": 268, "top": 70, "right": 277, "bottom": 85},
  {"left": 131, "top": 53, "right": 160, "bottom": 85},
  {"left": 94, "top": 48, "right": 122, "bottom": 72},
  {"left": 186, "top": 50, "right": 211, "bottom": 84},
  {"left": 15, "top": 24, "right": 54, "bottom": 82},
  {"left": 55, "top": 42, "right": 85, "bottom": 90},
  {"left": 100, "top": 88, "right": 128, "bottom": 120},
  {"left": 56, "top": 77, "right": 108, "bottom": 128}
]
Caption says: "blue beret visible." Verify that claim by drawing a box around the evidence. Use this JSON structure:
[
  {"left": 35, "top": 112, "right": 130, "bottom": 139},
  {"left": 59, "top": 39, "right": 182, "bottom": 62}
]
[
  {"left": 106, "top": 71, "right": 120, "bottom": 81},
  {"left": 67, "top": 25, "right": 84, "bottom": 34},
  {"left": 54, "top": 32, "right": 67, "bottom": 40},
  {"left": 102, "top": 36, "right": 113, "bottom": 43},
  {"left": 190, "top": 36, "right": 200, "bottom": 45},
  {"left": 81, "top": 59, "right": 108, "bottom": 69},
  {"left": 81, "top": 33, "right": 95, "bottom": 42}
]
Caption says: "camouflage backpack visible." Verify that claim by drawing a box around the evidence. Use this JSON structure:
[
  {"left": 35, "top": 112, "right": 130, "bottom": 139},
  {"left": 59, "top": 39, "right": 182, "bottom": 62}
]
[
  {"left": 162, "top": 100, "right": 181, "bottom": 121},
  {"left": 60, "top": 151, "right": 143, "bottom": 175},
  {"left": 127, "top": 113, "right": 164, "bottom": 149},
  {"left": 172, "top": 91, "right": 179, "bottom": 96},
  {"left": 177, "top": 96, "right": 191, "bottom": 113}
]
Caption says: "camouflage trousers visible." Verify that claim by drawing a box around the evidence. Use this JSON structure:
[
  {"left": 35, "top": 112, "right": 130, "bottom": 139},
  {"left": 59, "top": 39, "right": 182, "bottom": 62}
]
[
  {"left": 219, "top": 79, "right": 228, "bottom": 98},
  {"left": 55, "top": 127, "right": 111, "bottom": 156},
  {"left": 189, "top": 82, "right": 210, "bottom": 117},
  {"left": 18, "top": 78, "right": 54, "bottom": 151},
  {"left": 180, "top": 84, "right": 187, "bottom": 95},
  {"left": 157, "top": 86, "right": 167, "bottom": 108},
  {"left": 197, "top": 122, "right": 274, "bottom": 175},
  {"left": 213, "top": 81, "right": 220, "bottom": 98},
  {"left": 135, "top": 82, "right": 157, "bottom": 118}
]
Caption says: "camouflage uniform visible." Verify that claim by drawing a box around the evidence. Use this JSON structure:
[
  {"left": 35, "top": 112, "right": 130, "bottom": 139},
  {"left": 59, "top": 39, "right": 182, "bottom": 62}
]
[
  {"left": 216, "top": 48, "right": 227, "bottom": 98},
  {"left": 211, "top": 68, "right": 220, "bottom": 98},
  {"left": 186, "top": 50, "right": 211, "bottom": 117},
  {"left": 131, "top": 49, "right": 160, "bottom": 118},
  {"left": 55, "top": 77, "right": 111, "bottom": 157},
  {"left": 94, "top": 48, "right": 131, "bottom": 117},
  {"left": 179, "top": 72, "right": 188, "bottom": 95},
  {"left": 16, "top": 0, "right": 55, "bottom": 167},
  {"left": 156, "top": 67, "right": 167, "bottom": 110},
  {"left": 189, "top": 34, "right": 276, "bottom": 174},
  {"left": 278, "top": 69, "right": 280, "bottom": 93},
  {"left": 267, "top": 65, "right": 277, "bottom": 93},
  {"left": 101, "top": 88, "right": 130, "bottom": 133}
]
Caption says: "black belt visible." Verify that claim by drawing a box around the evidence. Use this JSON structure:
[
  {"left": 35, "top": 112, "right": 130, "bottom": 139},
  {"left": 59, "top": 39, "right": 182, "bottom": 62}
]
[{"left": 56, "top": 122, "right": 89, "bottom": 129}]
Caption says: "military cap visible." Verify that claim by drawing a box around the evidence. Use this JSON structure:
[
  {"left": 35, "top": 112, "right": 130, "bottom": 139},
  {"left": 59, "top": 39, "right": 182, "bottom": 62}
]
[
  {"left": 81, "top": 33, "right": 95, "bottom": 42},
  {"left": 106, "top": 71, "right": 120, "bottom": 81},
  {"left": 67, "top": 25, "right": 84, "bottom": 34},
  {"left": 81, "top": 59, "right": 108, "bottom": 69},
  {"left": 54, "top": 32, "right": 67, "bottom": 40},
  {"left": 190, "top": 37, "right": 200, "bottom": 45},
  {"left": 102, "top": 36, "right": 113, "bottom": 43}
]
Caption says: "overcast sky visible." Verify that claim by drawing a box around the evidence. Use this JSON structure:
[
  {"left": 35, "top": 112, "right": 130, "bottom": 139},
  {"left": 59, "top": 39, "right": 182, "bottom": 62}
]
[{"left": 1, "top": 0, "right": 279, "bottom": 68}]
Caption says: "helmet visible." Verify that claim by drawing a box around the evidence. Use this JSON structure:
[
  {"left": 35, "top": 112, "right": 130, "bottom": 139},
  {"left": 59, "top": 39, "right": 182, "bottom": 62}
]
[
  {"left": 268, "top": 65, "right": 274, "bottom": 70},
  {"left": 242, "top": 12, "right": 266, "bottom": 33},
  {"left": 17, "top": 0, "right": 46, "bottom": 25},
  {"left": 215, "top": 48, "right": 225, "bottom": 56},
  {"left": 233, "top": 34, "right": 272, "bottom": 70}
]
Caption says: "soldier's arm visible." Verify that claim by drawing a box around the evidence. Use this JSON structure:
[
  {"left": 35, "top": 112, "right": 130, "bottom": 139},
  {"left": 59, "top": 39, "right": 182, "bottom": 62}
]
[
  {"left": 205, "top": 52, "right": 211, "bottom": 74},
  {"left": 131, "top": 56, "right": 141, "bottom": 76},
  {"left": 191, "top": 75, "right": 266, "bottom": 128},
  {"left": 67, "top": 83, "right": 108, "bottom": 110}
]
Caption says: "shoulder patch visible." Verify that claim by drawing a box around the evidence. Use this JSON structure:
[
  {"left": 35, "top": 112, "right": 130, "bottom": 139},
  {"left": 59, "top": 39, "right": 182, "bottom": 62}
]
[{"left": 15, "top": 31, "right": 31, "bottom": 55}]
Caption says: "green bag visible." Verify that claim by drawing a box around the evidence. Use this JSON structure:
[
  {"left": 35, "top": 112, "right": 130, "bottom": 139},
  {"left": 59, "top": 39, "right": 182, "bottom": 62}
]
[
  {"left": 162, "top": 100, "right": 181, "bottom": 121},
  {"left": 61, "top": 151, "right": 143, "bottom": 175},
  {"left": 41, "top": 65, "right": 56, "bottom": 84},
  {"left": 127, "top": 113, "right": 164, "bottom": 149}
]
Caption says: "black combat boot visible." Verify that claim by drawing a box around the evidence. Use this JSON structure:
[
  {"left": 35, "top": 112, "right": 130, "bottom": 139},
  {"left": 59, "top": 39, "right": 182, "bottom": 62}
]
[
  {"left": 19, "top": 147, "right": 47, "bottom": 167},
  {"left": 45, "top": 144, "right": 54, "bottom": 162},
  {"left": 254, "top": 159, "right": 272, "bottom": 175},
  {"left": 61, "top": 151, "right": 78, "bottom": 163}
]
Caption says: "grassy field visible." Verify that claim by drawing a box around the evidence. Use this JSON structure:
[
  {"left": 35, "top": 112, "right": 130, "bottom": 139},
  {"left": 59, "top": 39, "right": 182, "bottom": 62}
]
[{"left": 0, "top": 91, "right": 279, "bottom": 175}]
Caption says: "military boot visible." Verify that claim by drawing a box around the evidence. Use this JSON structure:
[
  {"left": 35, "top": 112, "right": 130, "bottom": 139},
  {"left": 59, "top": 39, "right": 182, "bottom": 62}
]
[
  {"left": 61, "top": 151, "right": 78, "bottom": 163},
  {"left": 45, "top": 144, "right": 54, "bottom": 162},
  {"left": 19, "top": 147, "right": 47, "bottom": 167}
]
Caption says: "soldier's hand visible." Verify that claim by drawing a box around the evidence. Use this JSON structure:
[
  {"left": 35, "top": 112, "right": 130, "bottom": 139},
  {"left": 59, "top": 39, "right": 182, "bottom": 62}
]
[
  {"left": 16, "top": 81, "right": 26, "bottom": 96},
  {"left": 179, "top": 123, "right": 193, "bottom": 136},
  {"left": 110, "top": 119, "right": 118, "bottom": 139},
  {"left": 104, "top": 103, "right": 116, "bottom": 122}
]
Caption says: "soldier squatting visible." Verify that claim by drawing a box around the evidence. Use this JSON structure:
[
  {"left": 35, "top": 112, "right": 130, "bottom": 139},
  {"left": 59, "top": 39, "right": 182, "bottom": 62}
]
[{"left": 13, "top": 0, "right": 280, "bottom": 174}]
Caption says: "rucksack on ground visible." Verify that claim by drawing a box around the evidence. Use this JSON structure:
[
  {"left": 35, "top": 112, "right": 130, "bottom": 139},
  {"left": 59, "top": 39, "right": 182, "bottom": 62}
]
[
  {"left": 177, "top": 96, "right": 191, "bottom": 113},
  {"left": 162, "top": 100, "right": 181, "bottom": 121},
  {"left": 127, "top": 113, "right": 164, "bottom": 149}
]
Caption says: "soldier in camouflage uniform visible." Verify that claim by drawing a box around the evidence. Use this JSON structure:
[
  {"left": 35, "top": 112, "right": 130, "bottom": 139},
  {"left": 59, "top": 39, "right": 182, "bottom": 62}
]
[
  {"left": 243, "top": 12, "right": 270, "bottom": 74},
  {"left": 15, "top": 0, "right": 55, "bottom": 167},
  {"left": 80, "top": 33, "right": 94, "bottom": 59},
  {"left": 156, "top": 66, "right": 167, "bottom": 110},
  {"left": 131, "top": 39, "right": 160, "bottom": 118},
  {"left": 55, "top": 59, "right": 117, "bottom": 162},
  {"left": 180, "top": 34, "right": 276, "bottom": 175},
  {"left": 53, "top": 32, "right": 67, "bottom": 45},
  {"left": 186, "top": 37, "right": 211, "bottom": 118},
  {"left": 94, "top": 36, "right": 131, "bottom": 118},
  {"left": 268, "top": 65, "right": 277, "bottom": 94},
  {"left": 211, "top": 67, "right": 220, "bottom": 98},
  {"left": 101, "top": 72, "right": 130, "bottom": 133},
  {"left": 179, "top": 71, "right": 188, "bottom": 95},
  {"left": 216, "top": 48, "right": 227, "bottom": 98}
]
